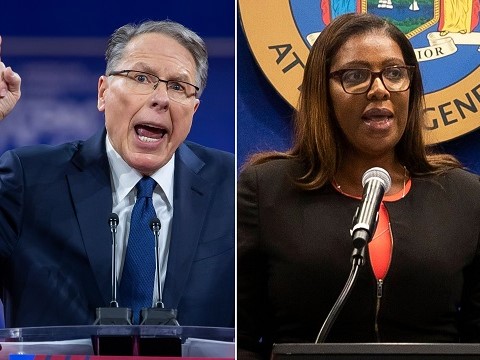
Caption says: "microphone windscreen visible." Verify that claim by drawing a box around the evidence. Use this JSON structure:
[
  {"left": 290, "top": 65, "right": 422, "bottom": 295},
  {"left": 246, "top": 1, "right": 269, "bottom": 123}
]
[
  {"left": 150, "top": 217, "right": 161, "bottom": 230},
  {"left": 108, "top": 212, "right": 119, "bottom": 225},
  {"left": 361, "top": 167, "right": 392, "bottom": 192}
]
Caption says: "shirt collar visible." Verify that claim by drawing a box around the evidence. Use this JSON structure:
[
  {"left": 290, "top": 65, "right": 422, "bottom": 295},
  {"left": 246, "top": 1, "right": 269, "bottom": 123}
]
[{"left": 106, "top": 135, "right": 175, "bottom": 208}]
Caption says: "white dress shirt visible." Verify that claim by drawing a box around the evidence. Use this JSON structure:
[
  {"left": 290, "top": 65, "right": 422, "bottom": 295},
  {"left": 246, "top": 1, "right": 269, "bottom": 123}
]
[{"left": 106, "top": 135, "right": 174, "bottom": 306}]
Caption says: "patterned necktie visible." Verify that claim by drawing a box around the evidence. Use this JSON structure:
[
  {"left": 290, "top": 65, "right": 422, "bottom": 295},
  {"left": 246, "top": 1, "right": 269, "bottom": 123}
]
[{"left": 119, "top": 176, "right": 157, "bottom": 324}]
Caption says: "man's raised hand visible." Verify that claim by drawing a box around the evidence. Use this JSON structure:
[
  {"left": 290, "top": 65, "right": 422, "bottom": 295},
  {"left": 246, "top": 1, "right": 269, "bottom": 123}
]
[{"left": 0, "top": 36, "right": 21, "bottom": 120}]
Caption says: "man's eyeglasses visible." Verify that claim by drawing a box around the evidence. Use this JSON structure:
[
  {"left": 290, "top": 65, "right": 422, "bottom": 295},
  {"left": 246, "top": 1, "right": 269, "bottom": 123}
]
[
  {"left": 329, "top": 65, "right": 415, "bottom": 94},
  {"left": 108, "top": 70, "right": 199, "bottom": 104}
]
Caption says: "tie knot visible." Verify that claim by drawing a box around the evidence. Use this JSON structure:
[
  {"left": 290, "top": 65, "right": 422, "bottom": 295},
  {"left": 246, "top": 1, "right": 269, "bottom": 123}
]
[{"left": 136, "top": 176, "right": 156, "bottom": 199}]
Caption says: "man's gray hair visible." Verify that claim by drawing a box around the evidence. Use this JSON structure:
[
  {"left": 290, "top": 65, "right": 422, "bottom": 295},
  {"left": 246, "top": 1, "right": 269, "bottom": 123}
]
[{"left": 105, "top": 19, "right": 208, "bottom": 97}]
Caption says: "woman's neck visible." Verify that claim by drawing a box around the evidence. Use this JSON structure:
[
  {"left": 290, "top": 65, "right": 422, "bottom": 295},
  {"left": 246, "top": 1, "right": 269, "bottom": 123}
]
[{"left": 334, "top": 159, "right": 408, "bottom": 197}]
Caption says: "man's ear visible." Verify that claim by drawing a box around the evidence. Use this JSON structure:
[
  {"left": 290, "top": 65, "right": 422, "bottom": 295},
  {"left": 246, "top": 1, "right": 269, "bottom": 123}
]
[
  {"left": 97, "top": 75, "right": 108, "bottom": 112},
  {"left": 193, "top": 98, "right": 200, "bottom": 114}
]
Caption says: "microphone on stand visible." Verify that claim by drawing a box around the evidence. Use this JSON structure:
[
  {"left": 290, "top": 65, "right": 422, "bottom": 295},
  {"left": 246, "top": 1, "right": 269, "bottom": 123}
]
[
  {"left": 139, "top": 217, "right": 179, "bottom": 326},
  {"left": 109, "top": 213, "right": 120, "bottom": 307},
  {"left": 92, "top": 215, "right": 181, "bottom": 357},
  {"left": 93, "top": 213, "right": 133, "bottom": 325},
  {"left": 351, "top": 167, "right": 392, "bottom": 250},
  {"left": 315, "top": 167, "right": 391, "bottom": 343}
]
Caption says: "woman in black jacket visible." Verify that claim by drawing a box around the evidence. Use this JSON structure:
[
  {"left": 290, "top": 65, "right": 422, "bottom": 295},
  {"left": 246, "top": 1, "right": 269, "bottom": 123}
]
[{"left": 237, "top": 12, "right": 480, "bottom": 360}]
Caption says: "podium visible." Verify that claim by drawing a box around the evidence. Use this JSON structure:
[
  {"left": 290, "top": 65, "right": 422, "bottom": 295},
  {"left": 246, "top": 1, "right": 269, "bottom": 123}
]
[
  {"left": 272, "top": 343, "right": 480, "bottom": 359},
  {"left": 0, "top": 325, "right": 234, "bottom": 358}
]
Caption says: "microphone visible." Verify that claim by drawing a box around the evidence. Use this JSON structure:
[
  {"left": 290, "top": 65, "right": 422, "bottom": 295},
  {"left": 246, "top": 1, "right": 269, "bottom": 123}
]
[
  {"left": 150, "top": 217, "right": 163, "bottom": 309},
  {"left": 316, "top": 168, "right": 391, "bottom": 342},
  {"left": 108, "top": 213, "right": 119, "bottom": 229},
  {"left": 109, "top": 213, "right": 120, "bottom": 307},
  {"left": 93, "top": 213, "right": 133, "bottom": 325},
  {"left": 351, "top": 167, "right": 391, "bottom": 250},
  {"left": 139, "top": 217, "right": 179, "bottom": 326}
]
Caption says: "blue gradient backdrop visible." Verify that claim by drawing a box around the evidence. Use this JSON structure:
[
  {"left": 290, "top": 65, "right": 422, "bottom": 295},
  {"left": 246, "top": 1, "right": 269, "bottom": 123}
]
[{"left": 0, "top": 1, "right": 234, "bottom": 154}]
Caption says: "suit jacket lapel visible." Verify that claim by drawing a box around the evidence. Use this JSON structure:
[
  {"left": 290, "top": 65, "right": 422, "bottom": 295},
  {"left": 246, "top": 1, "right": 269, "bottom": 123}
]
[
  {"left": 163, "top": 143, "right": 212, "bottom": 307},
  {"left": 64, "top": 136, "right": 214, "bottom": 307},
  {"left": 67, "top": 129, "right": 113, "bottom": 305}
]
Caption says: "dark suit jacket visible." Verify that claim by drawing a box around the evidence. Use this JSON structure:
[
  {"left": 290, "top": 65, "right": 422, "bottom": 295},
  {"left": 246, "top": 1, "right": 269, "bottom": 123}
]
[{"left": 0, "top": 129, "right": 234, "bottom": 328}]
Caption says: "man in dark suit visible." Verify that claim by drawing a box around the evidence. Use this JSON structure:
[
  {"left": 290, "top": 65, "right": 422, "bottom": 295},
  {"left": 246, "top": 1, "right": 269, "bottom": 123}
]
[{"left": 0, "top": 21, "right": 234, "bottom": 328}]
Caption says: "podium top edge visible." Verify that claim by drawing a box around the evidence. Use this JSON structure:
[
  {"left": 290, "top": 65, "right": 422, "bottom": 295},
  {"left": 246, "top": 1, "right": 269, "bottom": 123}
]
[
  {"left": 0, "top": 325, "right": 235, "bottom": 342},
  {"left": 273, "top": 343, "right": 480, "bottom": 355}
]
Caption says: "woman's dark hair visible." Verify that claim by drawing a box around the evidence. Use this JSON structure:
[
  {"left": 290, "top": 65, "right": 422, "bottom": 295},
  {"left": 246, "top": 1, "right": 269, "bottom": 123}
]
[{"left": 245, "top": 12, "right": 460, "bottom": 190}]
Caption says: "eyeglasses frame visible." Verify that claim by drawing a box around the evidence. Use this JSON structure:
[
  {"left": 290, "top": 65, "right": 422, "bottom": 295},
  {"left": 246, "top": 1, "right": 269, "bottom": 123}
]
[
  {"left": 329, "top": 65, "right": 416, "bottom": 94},
  {"left": 108, "top": 69, "right": 199, "bottom": 100}
]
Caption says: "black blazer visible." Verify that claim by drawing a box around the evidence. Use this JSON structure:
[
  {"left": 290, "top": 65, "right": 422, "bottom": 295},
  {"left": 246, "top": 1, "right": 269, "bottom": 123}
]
[{"left": 238, "top": 158, "right": 480, "bottom": 359}]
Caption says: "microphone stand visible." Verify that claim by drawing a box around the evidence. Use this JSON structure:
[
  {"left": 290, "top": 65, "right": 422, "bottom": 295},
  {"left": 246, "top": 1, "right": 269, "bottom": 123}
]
[
  {"left": 139, "top": 217, "right": 179, "bottom": 326},
  {"left": 315, "top": 246, "right": 365, "bottom": 343},
  {"left": 92, "top": 216, "right": 181, "bottom": 357},
  {"left": 110, "top": 213, "right": 119, "bottom": 308},
  {"left": 316, "top": 167, "right": 390, "bottom": 342},
  {"left": 94, "top": 213, "right": 133, "bottom": 325}
]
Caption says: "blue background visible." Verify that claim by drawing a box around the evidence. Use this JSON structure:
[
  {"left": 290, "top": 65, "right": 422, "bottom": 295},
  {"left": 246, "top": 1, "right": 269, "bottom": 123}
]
[{"left": 0, "top": 1, "right": 235, "bottom": 154}]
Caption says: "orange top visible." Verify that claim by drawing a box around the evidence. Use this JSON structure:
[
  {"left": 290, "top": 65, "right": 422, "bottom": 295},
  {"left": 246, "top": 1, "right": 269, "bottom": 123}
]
[
  {"left": 369, "top": 178, "right": 411, "bottom": 280},
  {"left": 369, "top": 203, "right": 392, "bottom": 280},
  {"left": 333, "top": 178, "right": 412, "bottom": 280}
]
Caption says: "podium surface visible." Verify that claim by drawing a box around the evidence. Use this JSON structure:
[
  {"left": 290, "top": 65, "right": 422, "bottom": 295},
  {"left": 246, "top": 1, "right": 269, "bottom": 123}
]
[
  {"left": 0, "top": 325, "right": 234, "bottom": 358},
  {"left": 272, "top": 343, "right": 480, "bottom": 359}
]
